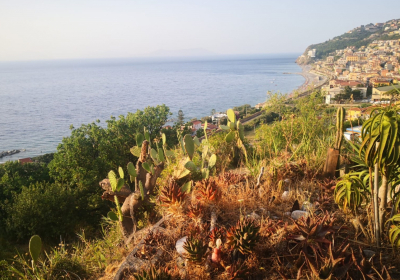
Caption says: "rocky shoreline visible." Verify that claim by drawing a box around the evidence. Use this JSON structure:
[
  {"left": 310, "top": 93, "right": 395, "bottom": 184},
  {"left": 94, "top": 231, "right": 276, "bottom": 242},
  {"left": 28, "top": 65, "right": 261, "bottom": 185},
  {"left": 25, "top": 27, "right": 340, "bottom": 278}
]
[{"left": 0, "top": 149, "right": 25, "bottom": 159}]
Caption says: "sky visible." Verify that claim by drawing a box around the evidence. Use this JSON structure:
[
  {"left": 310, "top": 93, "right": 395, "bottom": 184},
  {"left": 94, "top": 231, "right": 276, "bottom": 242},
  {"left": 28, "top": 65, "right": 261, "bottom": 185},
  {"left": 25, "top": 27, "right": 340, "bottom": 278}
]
[{"left": 1, "top": 0, "right": 400, "bottom": 61}]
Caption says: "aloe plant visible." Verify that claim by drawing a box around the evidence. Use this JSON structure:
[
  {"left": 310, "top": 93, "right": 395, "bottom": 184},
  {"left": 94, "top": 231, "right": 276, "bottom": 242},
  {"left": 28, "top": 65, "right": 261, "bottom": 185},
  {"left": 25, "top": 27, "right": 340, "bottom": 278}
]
[
  {"left": 183, "top": 236, "right": 208, "bottom": 264},
  {"left": 359, "top": 105, "right": 400, "bottom": 241},
  {"left": 226, "top": 218, "right": 260, "bottom": 255}
]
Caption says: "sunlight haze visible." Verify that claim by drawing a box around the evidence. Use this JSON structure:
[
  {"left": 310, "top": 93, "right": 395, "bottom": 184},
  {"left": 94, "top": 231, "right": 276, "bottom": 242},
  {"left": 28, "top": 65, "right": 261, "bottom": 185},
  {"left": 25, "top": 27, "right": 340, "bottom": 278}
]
[{"left": 1, "top": 0, "right": 400, "bottom": 61}]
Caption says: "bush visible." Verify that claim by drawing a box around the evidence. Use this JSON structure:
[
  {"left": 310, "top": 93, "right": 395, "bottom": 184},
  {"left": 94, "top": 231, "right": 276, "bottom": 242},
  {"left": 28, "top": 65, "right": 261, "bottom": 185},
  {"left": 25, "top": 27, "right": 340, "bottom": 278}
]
[{"left": 5, "top": 182, "right": 82, "bottom": 241}]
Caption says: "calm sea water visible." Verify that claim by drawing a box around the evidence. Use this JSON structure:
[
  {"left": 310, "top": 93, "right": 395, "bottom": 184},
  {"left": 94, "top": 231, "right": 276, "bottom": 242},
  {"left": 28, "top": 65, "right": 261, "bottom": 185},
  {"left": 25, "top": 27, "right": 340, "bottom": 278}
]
[{"left": 0, "top": 54, "right": 304, "bottom": 162}]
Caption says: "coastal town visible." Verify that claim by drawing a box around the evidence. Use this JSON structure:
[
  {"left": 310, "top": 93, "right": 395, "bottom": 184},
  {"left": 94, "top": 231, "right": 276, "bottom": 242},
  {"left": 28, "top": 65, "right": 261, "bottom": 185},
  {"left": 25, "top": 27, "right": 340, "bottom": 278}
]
[{"left": 302, "top": 19, "right": 400, "bottom": 107}]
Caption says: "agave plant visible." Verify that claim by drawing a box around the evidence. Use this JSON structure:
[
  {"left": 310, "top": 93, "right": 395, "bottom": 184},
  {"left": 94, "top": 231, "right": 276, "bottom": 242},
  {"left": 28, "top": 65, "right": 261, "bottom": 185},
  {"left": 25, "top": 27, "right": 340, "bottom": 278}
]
[
  {"left": 287, "top": 214, "right": 338, "bottom": 261},
  {"left": 159, "top": 179, "right": 186, "bottom": 207},
  {"left": 183, "top": 236, "right": 208, "bottom": 264},
  {"left": 195, "top": 178, "right": 221, "bottom": 203},
  {"left": 226, "top": 218, "right": 260, "bottom": 255},
  {"left": 133, "top": 266, "right": 172, "bottom": 280}
]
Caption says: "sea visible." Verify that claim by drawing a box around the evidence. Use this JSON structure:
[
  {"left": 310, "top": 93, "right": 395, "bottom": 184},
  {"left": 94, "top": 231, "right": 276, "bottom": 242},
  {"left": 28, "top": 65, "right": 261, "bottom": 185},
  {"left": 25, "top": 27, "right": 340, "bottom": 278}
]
[{"left": 0, "top": 54, "right": 304, "bottom": 163}]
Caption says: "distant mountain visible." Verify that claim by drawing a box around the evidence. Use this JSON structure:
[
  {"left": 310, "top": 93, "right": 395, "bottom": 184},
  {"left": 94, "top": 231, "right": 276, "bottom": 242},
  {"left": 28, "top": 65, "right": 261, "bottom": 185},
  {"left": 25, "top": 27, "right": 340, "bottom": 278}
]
[
  {"left": 145, "top": 48, "right": 218, "bottom": 57},
  {"left": 298, "top": 18, "right": 400, "bottom": 64}
]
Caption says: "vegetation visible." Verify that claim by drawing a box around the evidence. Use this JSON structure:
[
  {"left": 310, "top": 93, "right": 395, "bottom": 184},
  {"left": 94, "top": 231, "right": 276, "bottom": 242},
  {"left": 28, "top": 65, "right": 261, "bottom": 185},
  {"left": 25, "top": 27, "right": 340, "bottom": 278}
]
[{"left": 2, "top": 94, "right": 400, "bottom": 279}]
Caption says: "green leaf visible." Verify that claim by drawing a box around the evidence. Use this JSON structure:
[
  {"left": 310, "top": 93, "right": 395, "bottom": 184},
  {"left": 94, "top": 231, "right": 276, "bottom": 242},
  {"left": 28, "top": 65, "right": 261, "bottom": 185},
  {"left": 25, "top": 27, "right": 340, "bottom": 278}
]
[
  {"left": 193, "top": 136, "right": 201, "bottom": 146},
  {"left": 158, "top": 149, "right": 165, "bottom": 162},
  {"left": 238, "top": 122, "right": 245, "bottom": 141},
  {"left": 130, "top": 146, "right": 141, "bottom": 157},
  {"left": 225, "top": 131, "right": 235, "bottom": 143},
  {"left": 209, "top": 154, "right": 217, "bottom": 168},
  {"left": 144, "top": 131, "right": 150, "bottom": 142},
  {"left": 127, "top": 162, "right": 137, "bottom": 177},
  {"left": 227, "top": 108, "right": 236, "bottom": 123},
  {"left": 184, "top": 160, "right": 197, "bottom": 172},
  {"left": 162, "top": 133, "right": 166, "bottom": 146},
  {"left": 201, "top": 168, "right": 210, "bottom": 179},
  {"left": 136, "top": 133, "right": 144, "bottom": 147},
  {"left": 178, "top": 169, "right": 191, "bottom": 179},
  {"left": 165, "top": 149, "right": 175, "bottom": 158},
  {"left": 116, "top": 178, "right": 124, "bottom": 192},
  {"left": 142, "top": 162, "right": 152, "bottom": 174},
  {"left": 29, "top": 235, "right": 42, "bottom": 263},
  {"left": 108, "top": 170, "right": 117, "bottom": 192},
  {"left": 118, "top": 166, "right": 124, "bottom": 179},
  {"left": 181, "top": 181, "right": 192, "bottom": 193},
  {"left": 219, "top": 125, "right": 229, "bottom": 130},
  {"left": 139, "top": 181, "right": 145, "bottom": 200},
  {"left": 107, "top": 211, "right": 118, "bottom": 221},
  {"left": 150, "top": 148, "right": 159, "bottom": 163},
  {"left": 184, "top": 134, "right": 195, "bottom": 160}
]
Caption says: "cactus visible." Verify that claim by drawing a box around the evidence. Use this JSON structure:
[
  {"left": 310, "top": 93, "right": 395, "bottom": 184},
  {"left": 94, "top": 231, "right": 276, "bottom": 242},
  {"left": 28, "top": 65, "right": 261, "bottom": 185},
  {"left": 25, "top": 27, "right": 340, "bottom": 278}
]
[
  {"left": 226, "top": 218, "right": 260, "bottom": 255},
  {"left": 220, "top": 109, "right": 247, "bottom": 163},
  {"left": 334, "top": 107, "right": 345, "bottom": 150},
  {"left": 183, "top": 236, "right": 208, "bottom": 264},
  {"left": 108, "top": 169, "right": 125, "bottom": 221},
  {"left": 181, "top": 134, "right": 217, "bottom": 179},
  {"left": 29, "top": 235, "right": 42, "bottom": 271}
]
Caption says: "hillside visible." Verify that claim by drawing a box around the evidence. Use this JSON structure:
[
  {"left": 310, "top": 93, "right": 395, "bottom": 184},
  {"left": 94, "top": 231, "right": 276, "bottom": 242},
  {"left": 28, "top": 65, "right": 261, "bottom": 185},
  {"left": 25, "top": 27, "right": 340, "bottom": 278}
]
[{"left": 297, "top": 18, "right": 400, "bottom": 64}]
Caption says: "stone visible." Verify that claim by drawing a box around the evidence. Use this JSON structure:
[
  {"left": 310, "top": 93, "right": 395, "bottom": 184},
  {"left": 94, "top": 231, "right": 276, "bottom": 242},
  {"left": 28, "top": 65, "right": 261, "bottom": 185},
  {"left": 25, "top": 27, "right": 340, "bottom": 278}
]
[
  {"left": 281, "top": 191, "right": 290, "bottom": 201},
  {"left": 176, "top": 236, "right": 188, "bottom": 256},
  {"left": 291, "top": 210, "right": 309, "bottom": 220}
]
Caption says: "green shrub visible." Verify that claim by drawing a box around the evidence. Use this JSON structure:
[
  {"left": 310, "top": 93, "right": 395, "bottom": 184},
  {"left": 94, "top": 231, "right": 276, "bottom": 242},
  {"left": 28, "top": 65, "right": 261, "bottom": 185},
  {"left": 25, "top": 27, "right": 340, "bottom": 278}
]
[{"left": 5, "top": 182, "right": 81, "bottom": 241}]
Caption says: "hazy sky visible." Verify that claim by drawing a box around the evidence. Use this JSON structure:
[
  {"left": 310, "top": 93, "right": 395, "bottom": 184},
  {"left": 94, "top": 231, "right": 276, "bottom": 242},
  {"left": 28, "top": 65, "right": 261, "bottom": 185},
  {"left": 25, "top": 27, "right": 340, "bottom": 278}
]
[{"left": 1, "top": 0, "right": 400, "bottom": 61}]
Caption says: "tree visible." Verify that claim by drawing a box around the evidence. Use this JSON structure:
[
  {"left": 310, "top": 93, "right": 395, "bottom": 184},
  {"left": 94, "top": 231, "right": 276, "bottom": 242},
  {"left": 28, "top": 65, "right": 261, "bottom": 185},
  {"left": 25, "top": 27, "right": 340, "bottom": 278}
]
[
  {"left": 177, "top": 110, "right": 185, "bottom": 126},
  {"left": 352, "top": 89, "right": 362, "bottom": 100}
]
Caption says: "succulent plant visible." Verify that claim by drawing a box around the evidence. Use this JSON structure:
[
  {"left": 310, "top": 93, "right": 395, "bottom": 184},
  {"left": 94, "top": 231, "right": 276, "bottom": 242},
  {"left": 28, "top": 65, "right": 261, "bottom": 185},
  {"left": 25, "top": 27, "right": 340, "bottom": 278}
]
[
  {"left": 195, "top": 178, "right": 221, "bottom": 203},
  {"left": 183, "top": 236, "right": 208, "bottom": 264},
  {"left": 209, "top": 226, "right": 226, "bottom": 244},
  {"left": 187, "top": 202, "right": 203, "bottom": 219},
  {"left": 287, "top": 214, "right": 338, "bottom": 260},
  {"left": 226, "top": 218, "right": 260, "bottom": 255},
  {"left": 29, "top": 235, "right": 42, "bottom": 270},
  {"left": 225, "top": 261, "right": 249, "bottom": 280},
  {"left": 185, "top": 222, "right": 210, "bottom": 237},
  {"left": 144, "top": 231, "right": 165, "bottom": 247},
  {"left": 159, "top": 180, "right": 186, "bottom": 207},
  {"left": 133, "top": 266, "right": 172, "bottom": 280}
]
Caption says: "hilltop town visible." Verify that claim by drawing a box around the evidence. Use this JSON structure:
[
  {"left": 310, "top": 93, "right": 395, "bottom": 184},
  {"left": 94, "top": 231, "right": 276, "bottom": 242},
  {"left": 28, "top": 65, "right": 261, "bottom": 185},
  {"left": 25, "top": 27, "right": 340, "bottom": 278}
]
[{"left": 297, "top": 18, "right": 400, "bottom": 106}]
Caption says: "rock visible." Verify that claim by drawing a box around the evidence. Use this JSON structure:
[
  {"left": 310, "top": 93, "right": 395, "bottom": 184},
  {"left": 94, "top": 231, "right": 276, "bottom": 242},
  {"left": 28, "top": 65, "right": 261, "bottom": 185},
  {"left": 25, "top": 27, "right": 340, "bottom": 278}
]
[
  {"left": 281, "top": 191, "right": 290, "bottom": 201},
  {"left": 176, "top": 236, "right": 188, "bottom": 256},
  {"left": 363, "top": 249, "right": 376, "bottom": 259},
  {"left": 291, "top": 210, "right": 309, "bottom": 220},
  {"left": 247, "top": 212, "right": 261, "bottom": 220}
]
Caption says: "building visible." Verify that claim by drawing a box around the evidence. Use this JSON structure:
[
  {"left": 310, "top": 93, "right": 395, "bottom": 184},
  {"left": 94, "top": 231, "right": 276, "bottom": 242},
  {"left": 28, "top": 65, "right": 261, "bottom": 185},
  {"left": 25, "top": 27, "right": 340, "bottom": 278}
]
[{"left": 18, "top": 158, "right": 33, "bottom": 165}]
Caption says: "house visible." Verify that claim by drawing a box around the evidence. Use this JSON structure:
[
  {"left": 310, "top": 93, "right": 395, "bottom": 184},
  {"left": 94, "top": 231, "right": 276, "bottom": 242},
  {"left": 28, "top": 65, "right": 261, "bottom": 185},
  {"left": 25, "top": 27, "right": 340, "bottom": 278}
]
[
  {"left": 18, "top": 158, "right": 33, "bottom": 165},
  {"left": 346, "top": 108, "right": 363, "bottom": 120},
  {"left": 191, "top": 120, "right": 202, "bottom": 131}
]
